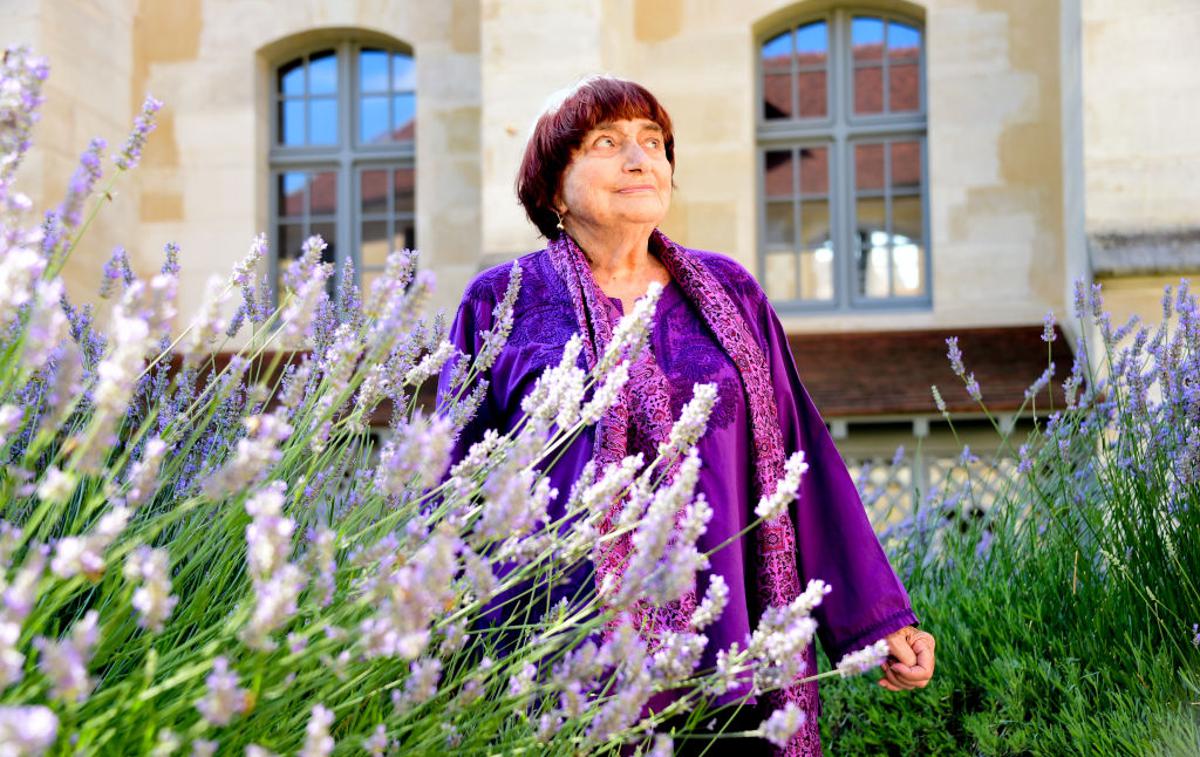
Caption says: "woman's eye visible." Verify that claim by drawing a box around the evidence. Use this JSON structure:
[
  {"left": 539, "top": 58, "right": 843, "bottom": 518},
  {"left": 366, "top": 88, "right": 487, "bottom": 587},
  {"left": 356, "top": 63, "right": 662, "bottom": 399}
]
[
  {"left": 596, "top": 136, "right": 615, "bottom": 147},
  {"left": 646, "top": 138, "right": 661, "bottom": 148}
]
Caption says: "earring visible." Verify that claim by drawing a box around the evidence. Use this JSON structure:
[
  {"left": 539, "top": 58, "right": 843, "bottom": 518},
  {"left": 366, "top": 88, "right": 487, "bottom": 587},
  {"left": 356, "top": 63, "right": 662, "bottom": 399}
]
[{"left": 555, "top": 211, "right": 565, "bottom": 231}]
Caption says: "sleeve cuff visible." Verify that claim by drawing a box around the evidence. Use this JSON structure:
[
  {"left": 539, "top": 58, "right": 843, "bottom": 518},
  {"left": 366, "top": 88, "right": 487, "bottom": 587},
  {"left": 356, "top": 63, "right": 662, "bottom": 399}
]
[{"left": 826, "top": 607, "right": 920, "bottom": 664}]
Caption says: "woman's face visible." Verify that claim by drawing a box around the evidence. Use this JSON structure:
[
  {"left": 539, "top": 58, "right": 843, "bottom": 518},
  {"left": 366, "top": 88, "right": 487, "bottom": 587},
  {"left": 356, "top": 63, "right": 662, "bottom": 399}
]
[{"left": 556, "top": 117, "right": 673, "bottom": 233}]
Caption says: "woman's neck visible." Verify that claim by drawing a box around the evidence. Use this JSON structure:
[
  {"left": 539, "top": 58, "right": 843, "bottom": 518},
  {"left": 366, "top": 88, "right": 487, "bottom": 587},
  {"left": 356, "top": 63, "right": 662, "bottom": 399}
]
[{"left": 563, "top": 219, "right": 659, "bottom": 285}]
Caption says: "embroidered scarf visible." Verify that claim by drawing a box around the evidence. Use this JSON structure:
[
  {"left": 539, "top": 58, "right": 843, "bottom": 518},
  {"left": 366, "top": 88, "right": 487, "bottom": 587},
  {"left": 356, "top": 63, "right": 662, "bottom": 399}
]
[{"left": 547, "top": 228, "right": 820, "bottom": 756}]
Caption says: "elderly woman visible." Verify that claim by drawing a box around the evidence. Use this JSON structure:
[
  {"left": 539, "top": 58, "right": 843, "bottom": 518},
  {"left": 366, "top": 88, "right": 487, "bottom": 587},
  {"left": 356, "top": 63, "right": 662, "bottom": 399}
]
[{"left": 436, "top": 76, "right": 934, "bottom": 754}]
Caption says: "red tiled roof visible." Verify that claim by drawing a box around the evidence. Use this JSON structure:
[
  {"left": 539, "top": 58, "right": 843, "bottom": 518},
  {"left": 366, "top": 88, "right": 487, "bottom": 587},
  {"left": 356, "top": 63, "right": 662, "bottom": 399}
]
[{"left": 787, "top": 325, "right": 1076, "bottom": 418}]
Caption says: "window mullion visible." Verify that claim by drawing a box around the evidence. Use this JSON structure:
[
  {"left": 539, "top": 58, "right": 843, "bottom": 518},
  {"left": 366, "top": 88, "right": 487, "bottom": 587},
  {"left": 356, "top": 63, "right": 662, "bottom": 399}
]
[
  {"left": 335, "top": 40, "right": 353, "bottom": 288},
  {"left": 792, "top": 147, "right": 802, "bottom": 299},
  {"left": 884, "top": 140, "right": 894, "bottom": 297},
  {"left": 834, "top": 9, "right": 850, "bottom": 309}
]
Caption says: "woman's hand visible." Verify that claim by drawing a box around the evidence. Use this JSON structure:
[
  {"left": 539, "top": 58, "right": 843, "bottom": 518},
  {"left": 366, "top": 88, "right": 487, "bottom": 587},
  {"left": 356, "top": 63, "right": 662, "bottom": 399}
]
[{"left": 877, "top": 625, "right": 936, "bottom": 691}]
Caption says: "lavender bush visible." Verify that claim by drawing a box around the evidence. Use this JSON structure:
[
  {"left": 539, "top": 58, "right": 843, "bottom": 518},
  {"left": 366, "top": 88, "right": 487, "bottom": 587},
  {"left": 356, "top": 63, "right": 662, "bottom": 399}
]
[
  {"left": 0, "top": 47, "right": 890, "bottom": 755},
  {"left": 821, "top": 285, "right": 1200, "bottom": 751}
]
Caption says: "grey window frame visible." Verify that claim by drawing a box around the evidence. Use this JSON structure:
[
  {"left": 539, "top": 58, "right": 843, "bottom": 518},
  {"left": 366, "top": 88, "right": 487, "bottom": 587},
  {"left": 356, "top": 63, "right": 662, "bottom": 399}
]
[
  {"left": 268, "top": 39, "right": 416, "bottom": 299},
  {"left": 756, "top": 7, "right": 930, "bottom": 314}
]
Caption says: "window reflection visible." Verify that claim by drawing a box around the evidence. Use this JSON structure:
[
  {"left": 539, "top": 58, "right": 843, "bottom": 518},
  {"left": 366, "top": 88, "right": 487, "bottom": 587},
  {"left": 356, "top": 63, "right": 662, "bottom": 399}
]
[
  {"left": 309, "top": 99, "right": 337, "bottom": 144},
  {"left": 359, "top": 48, "right": 416, "bottom": 145},
  {"left": 276, "top": 50, "right": 339, "bottom": 146},
  {"left": 308, "top": 50, "right": 338, "bottom": 95},
  {"left": 761, "top": 22, "right": 828, "bottom": 121},
  {"left": 853, "top": 16, "right": 922, "bottom": 116}
]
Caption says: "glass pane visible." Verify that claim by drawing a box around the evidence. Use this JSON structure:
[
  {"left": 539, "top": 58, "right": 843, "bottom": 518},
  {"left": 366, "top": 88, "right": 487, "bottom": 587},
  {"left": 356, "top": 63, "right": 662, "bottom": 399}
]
[
  {"left": 280, "top": 99, "right": 304, "bottom": 145},
  {"left": 360, "top": 48, "right": 389, "bottom": 93},
  {"left": 362, "top": 220, "right": 389, "bottom": 268},
  {"left": 309, "top": 50, "right": 338, "bottom": 95},
  {"left": 361, "top": 170, "right": 388, "bottom": 214},
  {"left": 309, "top": 99, "right": 337, "bottom": 145},
  {"left": 392, "top": 93, "right": 416, "bottom": 140},
  {"left": 392, "top": 53, "right": 416, "bottom": 90},
  {"left": 309, "top": 171, "right": 337, "bottom": 216},
  {"left": 395, "top": 222, "right": 416, "bottom": 253},
  {"left": 393, "top": 168, "right": 415, "bottom": 213},
  {"left": 765, "top": 201, "right": 794, "bottom": 248},
  {"left": 855, "top": 143, "right": 885, "bottom": 191},
  {"left": 393, "top": 93, "right": 417, "bottom": 140},
  {"left": 890, "top": 61, "right": 920, "bottom": 112},
  {"left": 796, "top": 70, "right": 827, "bottom": 118},
  {"left": 800, "top": 199, "right": 830, "bottom": 251},
  {"left": 798, "top": 146, "right": 829, "bottom": 195},
  {"left": 278, "top": 59, "right": 304, "bottom": 96},
  {"left": 892, "top": 195, "right": 924, "bottom": 296},
  {"left": 855, "top": 197, "right": 888, "bottom": 297},
  {"left": 763, "top": 73, "right": 792, "bottom": 120},
  {"left": 852, "top": 16, "right": 885, "bottom": 63},
  {"left": 309, "top": 222, "right": 337, "bottom": 266},
  {"left": 764, "top": 252, "right": 798, "bottom": 300},
  {"left": 854, "top": 65, "right": 883, "bottom": 115},
  {"left": 891, "top": 141, "right": 922, "bottom": 190},
  {"left": 799, "top": 248, "right": 834, "bottom": 300},
  {"left": 360, "top": 96, "right": 389, "bottom": 143},
  {"left": 278, "top": 173, "right": 306, "bottom": 218},
  {"left": 279, "top": 223, "right": 305, "bottom": 262},
  {"left": 889, "top": 22, "right": 921, "bottom": 60},
  {"left": 795, "top": 21, "right": 827, "bottom": 60},
  {"left": 764, "top": 150, "right": 793, "bottom": 198},
  {"left": 761, "top": 31, "right": 792, "bottom": 75}
]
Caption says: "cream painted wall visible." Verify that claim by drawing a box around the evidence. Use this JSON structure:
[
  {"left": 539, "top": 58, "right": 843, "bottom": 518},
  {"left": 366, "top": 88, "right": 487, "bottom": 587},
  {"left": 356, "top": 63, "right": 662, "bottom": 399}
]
[
  {"left": 1082, "top": 0, "right": 1200, "bottom": 233},
  {"left": 1082, "top": 0, "right": 1200, "bottom": 350}
]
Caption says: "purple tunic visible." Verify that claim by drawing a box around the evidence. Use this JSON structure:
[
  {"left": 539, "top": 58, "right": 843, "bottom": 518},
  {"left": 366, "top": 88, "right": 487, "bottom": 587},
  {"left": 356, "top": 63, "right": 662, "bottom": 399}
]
[{"left": 435, "top": 244, "right": 918, "bottom": 711}]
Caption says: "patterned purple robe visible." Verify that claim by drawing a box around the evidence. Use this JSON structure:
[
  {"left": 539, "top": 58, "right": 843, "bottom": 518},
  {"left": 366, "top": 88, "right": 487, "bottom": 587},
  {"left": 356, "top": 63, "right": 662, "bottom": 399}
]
[{"left": 435, "top": 241, "right": 918, "bottom": 724}]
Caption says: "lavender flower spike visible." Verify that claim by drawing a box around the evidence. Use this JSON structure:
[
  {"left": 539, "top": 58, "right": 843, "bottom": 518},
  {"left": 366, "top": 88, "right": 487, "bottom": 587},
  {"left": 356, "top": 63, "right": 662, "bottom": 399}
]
[
  {"left": 300, "top": 704, "right": 335, "bottom": 757},
  {"left": 835, "top": 638, "right": 891, "bottom": 677},
  {"left": 195, "top": 657, "right": 249, "bottom": 727},
  {"left": 34, "top": 610, "right": 100, "bottom": 703},
  {"left": 759, "top": 702, "right": 806, "bottom": 748},
  {"left": 115, "top": 94, "right": 163, "bottom": 170},
  {"left": 124, "top": 546, "right": 178, "bottom": 632},
  {"left": 0, "top": 705, "right": 58, "bottom": 756}
]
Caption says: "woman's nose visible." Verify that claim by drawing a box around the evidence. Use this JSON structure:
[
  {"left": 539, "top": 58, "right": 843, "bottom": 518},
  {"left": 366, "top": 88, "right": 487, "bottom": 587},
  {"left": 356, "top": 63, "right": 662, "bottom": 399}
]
[{"left": 622, "top": 141, "right": 649, "bottom": 170}]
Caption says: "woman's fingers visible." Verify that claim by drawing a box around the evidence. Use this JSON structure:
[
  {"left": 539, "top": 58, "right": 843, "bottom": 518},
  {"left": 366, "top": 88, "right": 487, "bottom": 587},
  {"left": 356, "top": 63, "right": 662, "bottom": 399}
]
[
  {"left": 877, "top": 628, "right": 937, "bottom": 690},
  {"left": 886, "top": 630, "right": 918, "bottom": 667},
  {"left": 889, "top": 632, "right": 935, "bottom": 686}
]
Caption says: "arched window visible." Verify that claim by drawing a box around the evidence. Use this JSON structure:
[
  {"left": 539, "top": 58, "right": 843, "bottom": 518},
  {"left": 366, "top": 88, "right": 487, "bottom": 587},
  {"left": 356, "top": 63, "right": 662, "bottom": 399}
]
[
  {"left": 269, "top": 41, "right": 416, "bottom": 297},
  {"left": 758, "top": 9, "right": 927, "bottom": 310}
]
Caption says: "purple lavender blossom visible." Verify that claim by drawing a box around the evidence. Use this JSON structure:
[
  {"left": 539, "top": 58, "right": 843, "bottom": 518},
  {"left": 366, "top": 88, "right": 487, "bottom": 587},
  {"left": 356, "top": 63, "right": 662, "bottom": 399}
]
[
  {"left": 1042, "top": 310, "right": 1056, "bottom": 343},
  {"left": 946, "top": 336, "right": 966, "bottom": 377},
  {"left": 195, "top": 657, "right": 249, "bottom": 727},
  {"left": 0, "top": 705, "right": 58, "bottom": 756},
  {"left": 0, "top": 47, "right": 50, "bottom": 182},
  {"left": 759, "top": 702, "right": 805, "bottom": 748},
  {"left": 34, "top": 610, "right": 99, "bottom": 703},
  {"left": 59, "top": 137, "right": 105, "bottom": 227},
  {"left": 114, "top": 94, "right": 163, "bottom": 171},
  {"left": 835, "top": 638, "right": 890, "bottom": 677}
]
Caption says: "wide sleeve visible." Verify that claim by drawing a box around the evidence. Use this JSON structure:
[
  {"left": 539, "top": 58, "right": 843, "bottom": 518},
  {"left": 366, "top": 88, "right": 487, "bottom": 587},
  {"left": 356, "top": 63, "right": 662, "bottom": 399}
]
[
  {"left": 756, "top": 294, "right": 920, "bottom": 664},
  {"left": 435, "top": 280, "right": 499, "bottom": 474}
]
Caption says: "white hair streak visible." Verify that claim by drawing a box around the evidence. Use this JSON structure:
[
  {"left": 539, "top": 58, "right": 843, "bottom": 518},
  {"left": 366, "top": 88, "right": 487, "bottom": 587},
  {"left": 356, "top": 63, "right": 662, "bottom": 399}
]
[{"left": 526, "top": 73, "right": 636, "bottom": 139}]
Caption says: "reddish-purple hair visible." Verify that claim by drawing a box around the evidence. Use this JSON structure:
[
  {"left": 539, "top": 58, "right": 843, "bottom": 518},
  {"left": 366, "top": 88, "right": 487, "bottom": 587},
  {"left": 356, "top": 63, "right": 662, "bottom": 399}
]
[{"left": 516, "top": 76, "right": 676, "bottom": 239}]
